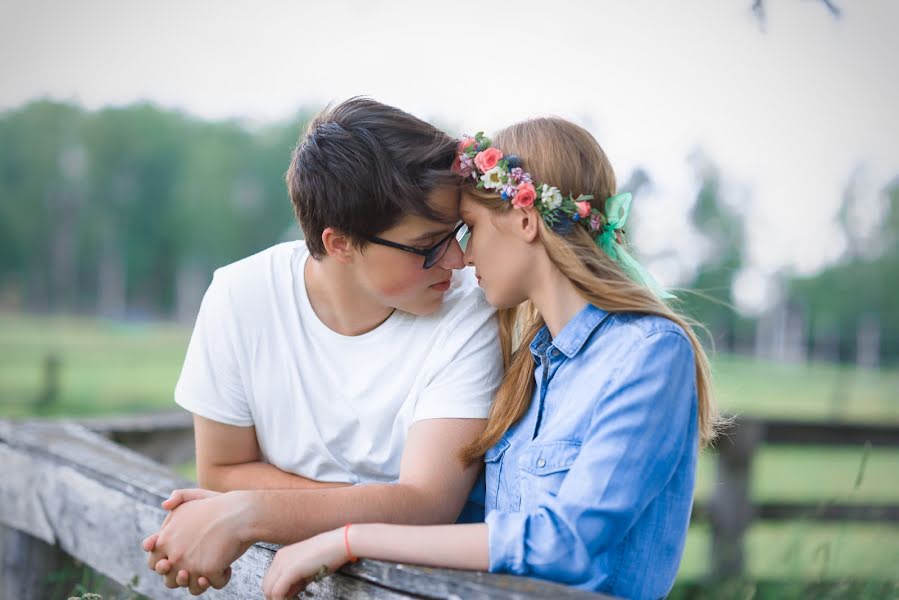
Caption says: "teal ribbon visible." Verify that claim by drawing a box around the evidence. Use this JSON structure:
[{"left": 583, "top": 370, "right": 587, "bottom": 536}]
[{"left": 595, "top": 192, "right": 675, "bottom": 301}]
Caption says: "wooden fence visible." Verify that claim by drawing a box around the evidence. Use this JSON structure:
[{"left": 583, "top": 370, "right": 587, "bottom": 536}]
[
  {"left": 0, "top": 415, "right": 612, "bottom": 599},
  {"left": 2, "top": 411, "right": 897, "bottom": 597},
  {"left": 697, "top": 417, "right": 899, "bottom": 578}
]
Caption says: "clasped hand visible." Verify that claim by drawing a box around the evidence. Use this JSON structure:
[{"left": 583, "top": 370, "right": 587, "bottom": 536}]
[{"left": 142, "top": 489, "right": 253, "bottom": 595}]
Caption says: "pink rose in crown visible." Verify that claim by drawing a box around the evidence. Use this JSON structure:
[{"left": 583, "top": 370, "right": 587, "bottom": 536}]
[
  {"left": 459, "top": 136, "right": 477, "bottom": 151},
  {"left": 575, "top": 200, "right": 592, "bottom": 218},
  {"left": 512, "top": 182, "right": 536, "bottom": 208},
  {"left": 474, "top": 147, "right": 503, "bottom": 172}
]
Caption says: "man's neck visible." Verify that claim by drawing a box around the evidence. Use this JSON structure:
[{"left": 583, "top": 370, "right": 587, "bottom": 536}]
[{"left": 304, "top": 256, "right": 396, "bottom": 336}]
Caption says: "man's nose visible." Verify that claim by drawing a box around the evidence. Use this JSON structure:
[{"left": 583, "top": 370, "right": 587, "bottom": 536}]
[{"left": 439, "top": 238, "right": 465, "bottom": 270}]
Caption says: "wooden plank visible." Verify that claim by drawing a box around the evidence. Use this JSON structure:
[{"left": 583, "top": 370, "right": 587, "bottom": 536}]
[
  {"left": 0, "top": 420, "right": 276, "bottom": 599},
  {"left": 76, "top": 410, "right": 196, "bottom": 465},
  {"left": 344, "top": 560, "right": 611, "bottom": 600},
  {"left": 693, "top": 501, "right": 899, "bottom": 523},
  {"left": 745, "top": 417, "right": 899, "bottom": 448},
  {"left": 756, "top": 502, "right": 899, "bottom": 522},
  {"left": 72, "top": 410, "right": 194, "bottom": 434},
  {"left": 0, "top": 420, "right": 614, "bottom": 599}
]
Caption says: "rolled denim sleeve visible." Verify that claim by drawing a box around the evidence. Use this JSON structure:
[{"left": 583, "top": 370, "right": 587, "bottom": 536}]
[{"left": 486, "top": 330, "right": 697, "bottom": 583}]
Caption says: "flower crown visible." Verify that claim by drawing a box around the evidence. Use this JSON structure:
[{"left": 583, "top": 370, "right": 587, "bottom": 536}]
[
  {"left": 453, "top": 132, "right": 629, "bottom": 243},
  {"left": 453, "top": 132, "right": 674, "bottom": 300}
]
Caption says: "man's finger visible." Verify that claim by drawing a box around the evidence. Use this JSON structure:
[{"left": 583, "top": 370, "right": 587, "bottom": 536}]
[
  {"left": 161, "top": 488, "right": 216, "bottom": 510},
  {"left": 142, "top": 534, "right": 158, "bottom": 552},
  {"left": 147, "top": 549, "right": 164, "bottom": 571},
  {"left": 164, "top": 572, "right": 179, "bottom": 589},
  {"left": 188, "top": 574, "right": 204, "bottom": 596},
  {"left": 160, "top": 511, "right": 174, "bottom": 529},
  {"left": 154, "top": 558, "right": 172, "bottom": 575},
  {"left": 161, "top": 490, "right": 184, "bottom": 510},
  {"left": 204, "top": 565, "right": 231, "bottom": 590},
  {"left": 176, "top": 569, "right": 190, "bottom": 587}
]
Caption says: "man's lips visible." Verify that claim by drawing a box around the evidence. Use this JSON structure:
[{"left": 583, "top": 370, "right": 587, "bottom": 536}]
[{"left": 429, "top": 279, "right": 452, "bottom": 291}]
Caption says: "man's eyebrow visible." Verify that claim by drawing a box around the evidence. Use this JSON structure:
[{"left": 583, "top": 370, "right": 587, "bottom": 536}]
[{"left": 408, "top": 227, "right": 454, "bottom": 243}]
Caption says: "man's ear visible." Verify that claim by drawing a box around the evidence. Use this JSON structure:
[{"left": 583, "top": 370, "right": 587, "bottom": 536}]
[{"left": 321, "top": 227, "right": 354, "bottom": 264}]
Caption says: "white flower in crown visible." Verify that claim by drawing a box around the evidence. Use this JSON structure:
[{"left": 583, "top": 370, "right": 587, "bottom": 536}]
[
  {"left": 541, "top": 184, "right": 563, "bottom": 210},
  {"left": 480, "top": 166, "right": 506, "bottom": 190}
]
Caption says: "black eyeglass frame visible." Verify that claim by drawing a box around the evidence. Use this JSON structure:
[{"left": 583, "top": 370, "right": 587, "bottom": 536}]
[{"left": 366, "top": 222, "right": 467, "bottom": 269}]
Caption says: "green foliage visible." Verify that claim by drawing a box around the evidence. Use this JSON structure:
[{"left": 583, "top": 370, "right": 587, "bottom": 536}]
[{"left": 0, "top": 101, "right": 307, "bottom": 316}]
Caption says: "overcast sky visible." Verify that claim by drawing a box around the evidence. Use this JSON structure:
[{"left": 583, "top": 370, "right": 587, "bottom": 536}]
[{"left": 2, "top": 0, "right": 897, "bottom": 313}]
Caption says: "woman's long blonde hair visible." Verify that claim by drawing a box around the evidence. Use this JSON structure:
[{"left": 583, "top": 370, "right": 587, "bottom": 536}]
[{"left": 459, "top": 117, "right": 720, "bottom": 464}]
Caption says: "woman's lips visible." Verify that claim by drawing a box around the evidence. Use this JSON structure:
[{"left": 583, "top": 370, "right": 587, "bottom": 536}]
[{"left": 430, "top": 279, "right": 451, "bottom": 292}]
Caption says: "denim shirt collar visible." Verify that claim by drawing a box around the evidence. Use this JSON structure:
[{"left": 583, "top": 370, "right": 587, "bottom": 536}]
[{"left": 529, "top": 304, "right": 610, "bottom": 360}]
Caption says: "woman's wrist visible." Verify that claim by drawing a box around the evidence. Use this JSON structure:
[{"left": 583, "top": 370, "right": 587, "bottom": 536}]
[{"left": 326, "top": 527, "right": 353, "bottom": 569}]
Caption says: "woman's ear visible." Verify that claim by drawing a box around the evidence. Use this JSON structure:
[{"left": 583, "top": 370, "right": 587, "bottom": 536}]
[
  {"left": 321, "top": 227, "right": 354, "bottom": 264},
  {"left": 515, "top": 206, "right": 541, "bottom": 243}
]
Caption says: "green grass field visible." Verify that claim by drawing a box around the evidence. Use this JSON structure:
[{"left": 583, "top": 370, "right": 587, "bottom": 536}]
[{"left": 2, "top": 311, "right": 898, "bottom": 590}]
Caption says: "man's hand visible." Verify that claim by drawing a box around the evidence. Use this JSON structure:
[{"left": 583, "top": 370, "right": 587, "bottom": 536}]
[
  {"left": 142, "top": 488, "right": 221, "bottom": 555},
  {"left": 144, "top": 489, "right": 255, "bottom": 594}
]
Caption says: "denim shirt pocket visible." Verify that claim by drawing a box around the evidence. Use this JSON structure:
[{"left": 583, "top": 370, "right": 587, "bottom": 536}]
[
  {"left": 484, "top": 436, "right": 512, "bottom": 512},
  {"left": 517, "top": 440, "right": 582, "bottom": 513}
]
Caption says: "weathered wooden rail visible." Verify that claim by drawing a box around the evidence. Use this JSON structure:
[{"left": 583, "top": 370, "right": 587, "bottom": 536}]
[
  {"left": 4, "top": 411, "right": 896, "bottom": 597},
  {"left": 698, "top": 416, "right": 899, "bottom": 579},
  {"left": 0, "top": 416, "right": 613, "bottom": 599}
]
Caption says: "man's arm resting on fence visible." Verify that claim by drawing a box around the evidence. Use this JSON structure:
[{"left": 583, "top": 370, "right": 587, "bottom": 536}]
[
  {"left": 193, "top": 414, "right": 351, "bottom": 491},
  {"left": 146, "top": 417, "right": 485, "bottom": 592}
]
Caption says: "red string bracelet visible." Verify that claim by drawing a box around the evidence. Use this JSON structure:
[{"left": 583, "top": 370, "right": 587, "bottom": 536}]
[{"left": 344, "top": 523, "right": 358, "bottom": 563}]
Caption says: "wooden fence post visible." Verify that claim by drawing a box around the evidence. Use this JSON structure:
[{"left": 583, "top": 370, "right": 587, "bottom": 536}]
[
  {"left": 709, "top": 418, "right": 763, "bottom": 580},
  {"left": 0, "top": 523, "right": 69, "bottom": 599}
]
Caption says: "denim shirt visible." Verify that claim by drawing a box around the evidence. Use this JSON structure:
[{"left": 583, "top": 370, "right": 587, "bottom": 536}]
[{"left": 482, "top": 304, "right": 699, "bottom": 600}]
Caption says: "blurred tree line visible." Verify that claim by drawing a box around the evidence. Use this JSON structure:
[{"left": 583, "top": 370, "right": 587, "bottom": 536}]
[
  {"left": 0, "top": 100, "right": 896, "bottom": 365},
  {"left": 0, "top": 100, "right": 306, "bottom": 322}
]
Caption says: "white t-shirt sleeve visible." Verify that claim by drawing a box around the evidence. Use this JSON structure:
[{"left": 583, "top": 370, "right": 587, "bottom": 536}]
[
  {"left": 174, "top": 270, "right": 254, "bottom": 427},
  {"left": 412, "top": 292, "right": 503, "bottom": 422}
]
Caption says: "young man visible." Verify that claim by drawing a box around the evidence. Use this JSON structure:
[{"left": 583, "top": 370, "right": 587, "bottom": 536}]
[{"left": 141, "top": 98, "right": 501, "bottom": 594}]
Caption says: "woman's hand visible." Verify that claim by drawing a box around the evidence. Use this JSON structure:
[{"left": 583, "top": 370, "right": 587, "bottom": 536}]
[{"left": 262, "top": 528, "right": 350, "bottom": 600}]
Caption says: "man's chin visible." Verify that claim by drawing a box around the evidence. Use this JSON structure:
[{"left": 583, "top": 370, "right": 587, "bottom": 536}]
[{"left": 392, "top": 294, "right": 446, "bottom": 317}]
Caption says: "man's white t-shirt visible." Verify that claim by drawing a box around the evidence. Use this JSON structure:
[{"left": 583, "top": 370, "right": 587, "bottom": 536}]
[{"left": 175, "top": 241, "right": 503, "bottom": 484}]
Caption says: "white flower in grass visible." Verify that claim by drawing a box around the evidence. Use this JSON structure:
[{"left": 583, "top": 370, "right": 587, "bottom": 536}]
[
  {"left": 480, "top": 167, "right": 506, "bottom": 190},
  {"left": 541, "top": 184, "right": 563, "bottom": 210}
]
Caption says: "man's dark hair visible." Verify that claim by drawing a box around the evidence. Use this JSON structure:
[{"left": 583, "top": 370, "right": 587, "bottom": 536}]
[{"left": 286, "top": 97, "right": 459, "bottom": 259}]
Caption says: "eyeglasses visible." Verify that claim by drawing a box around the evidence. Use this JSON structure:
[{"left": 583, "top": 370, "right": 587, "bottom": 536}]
[{"left": 367, "top": 222, "right": 470, "bottom": 269}]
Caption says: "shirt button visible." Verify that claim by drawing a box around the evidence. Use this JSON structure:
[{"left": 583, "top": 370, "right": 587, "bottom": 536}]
[{"left": 537, "top": 458, "right": 546, "bottom": 468}]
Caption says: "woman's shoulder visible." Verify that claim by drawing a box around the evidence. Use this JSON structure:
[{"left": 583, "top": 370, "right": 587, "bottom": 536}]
[
  {"left": 604, "top": 311, "right": 690, "bottom": 344},
  {"left": 579, "top": 311, "right": 694, "bottom": 370}
]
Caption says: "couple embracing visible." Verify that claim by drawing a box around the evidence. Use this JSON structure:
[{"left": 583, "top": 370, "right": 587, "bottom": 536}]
[{"left": 141, "top": 97, "right": 718, "bottom": 600}]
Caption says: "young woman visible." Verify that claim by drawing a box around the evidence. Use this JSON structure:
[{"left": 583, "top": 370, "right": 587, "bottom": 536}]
[{"left": 261, "top": 118, "right": 719, "bottom": 600}]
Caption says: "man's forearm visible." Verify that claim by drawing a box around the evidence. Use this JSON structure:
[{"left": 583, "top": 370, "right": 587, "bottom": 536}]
[
  {"left": 236, "top": 482, "right": 462, "bottom": 545},
  {"left": 202, "top": 462, "right": 352, "bottom": 492}
]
